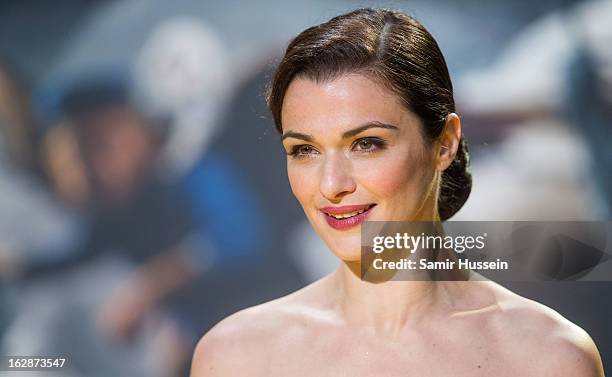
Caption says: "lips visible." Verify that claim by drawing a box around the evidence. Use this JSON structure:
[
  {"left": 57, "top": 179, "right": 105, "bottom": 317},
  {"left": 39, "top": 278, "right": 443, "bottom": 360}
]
[{"left": 320, "top": 204, "right": 376, "bottom": 230}]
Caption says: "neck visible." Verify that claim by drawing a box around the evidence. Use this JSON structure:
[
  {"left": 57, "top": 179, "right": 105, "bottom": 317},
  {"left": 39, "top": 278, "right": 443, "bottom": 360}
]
[
  {"left": 330, "top": 261, "right": 448, "bottom": 337},
  {"left": 326, "top": 189, "right": 447, "bottom": 336}
]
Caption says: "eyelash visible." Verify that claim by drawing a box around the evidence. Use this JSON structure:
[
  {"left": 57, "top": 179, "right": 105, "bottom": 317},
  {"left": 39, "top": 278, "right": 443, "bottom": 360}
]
[
  {"left": 352, "top": 137, "right": 387, "bottom": 153},
  {"left": 287, "top": 137, "right": 387, "bottom": 159}
]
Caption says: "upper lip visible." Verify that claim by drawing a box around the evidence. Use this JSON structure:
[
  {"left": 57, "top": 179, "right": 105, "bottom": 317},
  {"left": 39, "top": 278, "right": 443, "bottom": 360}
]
[{"left": 320, "top": 204, "right": 375, "bottom": 215}]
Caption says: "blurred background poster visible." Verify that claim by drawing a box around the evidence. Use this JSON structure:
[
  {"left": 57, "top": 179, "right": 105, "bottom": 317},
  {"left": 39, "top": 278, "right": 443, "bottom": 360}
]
[{"left": 0, "top": 0, "right": 610, "bottom": 375}]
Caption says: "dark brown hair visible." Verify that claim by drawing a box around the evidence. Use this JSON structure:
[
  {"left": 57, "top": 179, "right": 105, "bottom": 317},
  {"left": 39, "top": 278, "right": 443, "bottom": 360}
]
[{"left": 267, "top": 8, "right": 471, "bottom": 220}]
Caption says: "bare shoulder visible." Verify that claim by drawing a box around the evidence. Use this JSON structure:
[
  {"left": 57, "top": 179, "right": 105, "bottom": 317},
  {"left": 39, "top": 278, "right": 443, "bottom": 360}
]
[
  {"left": 189, "top": 302, "right": 279, "bottom": 376},
  {"left": 190, "top": 277, "right": 335, "bottom": 377},
  {"left": 474, "top": 282, "right": 605, "bottom": 376}
]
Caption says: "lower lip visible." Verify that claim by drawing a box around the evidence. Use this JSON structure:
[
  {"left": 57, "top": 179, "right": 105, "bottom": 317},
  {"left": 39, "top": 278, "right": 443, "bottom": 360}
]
[{"left": 323, "top": 206, "right": 375, "bottom": 231}]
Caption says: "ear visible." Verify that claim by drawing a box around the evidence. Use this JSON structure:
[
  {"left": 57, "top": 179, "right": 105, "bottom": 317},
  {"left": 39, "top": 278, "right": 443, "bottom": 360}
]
[{"left": 436, "top": 113, "right": 461, "bottom": 172}]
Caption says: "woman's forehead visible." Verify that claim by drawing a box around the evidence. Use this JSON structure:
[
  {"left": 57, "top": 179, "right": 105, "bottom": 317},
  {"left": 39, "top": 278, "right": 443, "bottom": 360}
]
[{"left": 281, "top": 74, "right": 419, "bottom": 137}]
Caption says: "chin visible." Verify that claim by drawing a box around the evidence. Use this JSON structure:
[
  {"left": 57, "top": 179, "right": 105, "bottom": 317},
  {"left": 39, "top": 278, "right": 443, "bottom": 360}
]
[{"left": 307, "top": 212, "right": 373, "bottom": 262}]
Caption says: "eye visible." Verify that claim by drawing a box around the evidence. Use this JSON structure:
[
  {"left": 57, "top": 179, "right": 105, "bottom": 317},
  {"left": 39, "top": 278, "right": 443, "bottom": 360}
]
[
  {"left": 356, "top": 139, "right": 374, "bottom": 150},
  {"left": 352, "top": 137, "right": 386, "bottom": 153},
  {"left": 288, "top": 144, "right": 319, "bottom": 158}
]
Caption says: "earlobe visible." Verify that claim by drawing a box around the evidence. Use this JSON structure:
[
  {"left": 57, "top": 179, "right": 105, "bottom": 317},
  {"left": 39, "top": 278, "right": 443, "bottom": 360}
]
[{"left": 436, "top": 144, "right": 452, "bottom": 172}]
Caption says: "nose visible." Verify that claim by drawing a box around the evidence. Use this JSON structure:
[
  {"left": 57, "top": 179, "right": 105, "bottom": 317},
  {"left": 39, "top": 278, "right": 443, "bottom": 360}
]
[{"left": 319, "top": 151, "right": 356, "bottom": 202}]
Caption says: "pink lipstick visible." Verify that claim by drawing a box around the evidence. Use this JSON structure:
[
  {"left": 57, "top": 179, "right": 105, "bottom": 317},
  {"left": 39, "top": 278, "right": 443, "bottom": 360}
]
[{"left": 320, "top": 204, "right": 375, "bottom": 230}]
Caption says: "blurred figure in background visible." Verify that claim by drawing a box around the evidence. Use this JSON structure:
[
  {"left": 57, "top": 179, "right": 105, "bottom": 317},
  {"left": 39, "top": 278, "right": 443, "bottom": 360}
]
[
  {"left": 4, "top": 17, "right": 305, "bottom": 377},
  {"left": 5, "top": 72, "right": 205, "bottom": 377},
  {"left": 129, "top": 20, "right": 304, "bottom": 372},
  {"left": 0, "top": 59, "right": 81, "bottom": 356}
]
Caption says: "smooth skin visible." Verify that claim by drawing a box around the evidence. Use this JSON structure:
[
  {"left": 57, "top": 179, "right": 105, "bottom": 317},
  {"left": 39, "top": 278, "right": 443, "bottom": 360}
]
[{"left": 190, "top": 74, "right": 605, "bottom": 376}]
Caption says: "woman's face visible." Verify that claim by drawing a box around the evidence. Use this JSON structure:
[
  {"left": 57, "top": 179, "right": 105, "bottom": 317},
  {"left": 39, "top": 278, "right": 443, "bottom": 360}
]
[{"left": 281, "top": 73, "right": 440, "bottom": 261}]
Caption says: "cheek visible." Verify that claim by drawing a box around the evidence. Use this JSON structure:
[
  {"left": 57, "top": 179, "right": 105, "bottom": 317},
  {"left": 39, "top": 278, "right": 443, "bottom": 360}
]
[
  {"left": 356, "top": 146, "right": 432, "bottom": 205},
  {"left": 287, "top": 161, "right": 317, "bottom": 207}
]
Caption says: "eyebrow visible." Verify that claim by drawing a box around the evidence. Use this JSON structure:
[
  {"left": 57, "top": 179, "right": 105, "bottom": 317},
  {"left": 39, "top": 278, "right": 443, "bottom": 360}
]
[{"left": 281, "top": 122, "right": 399, "bottom": 142}]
